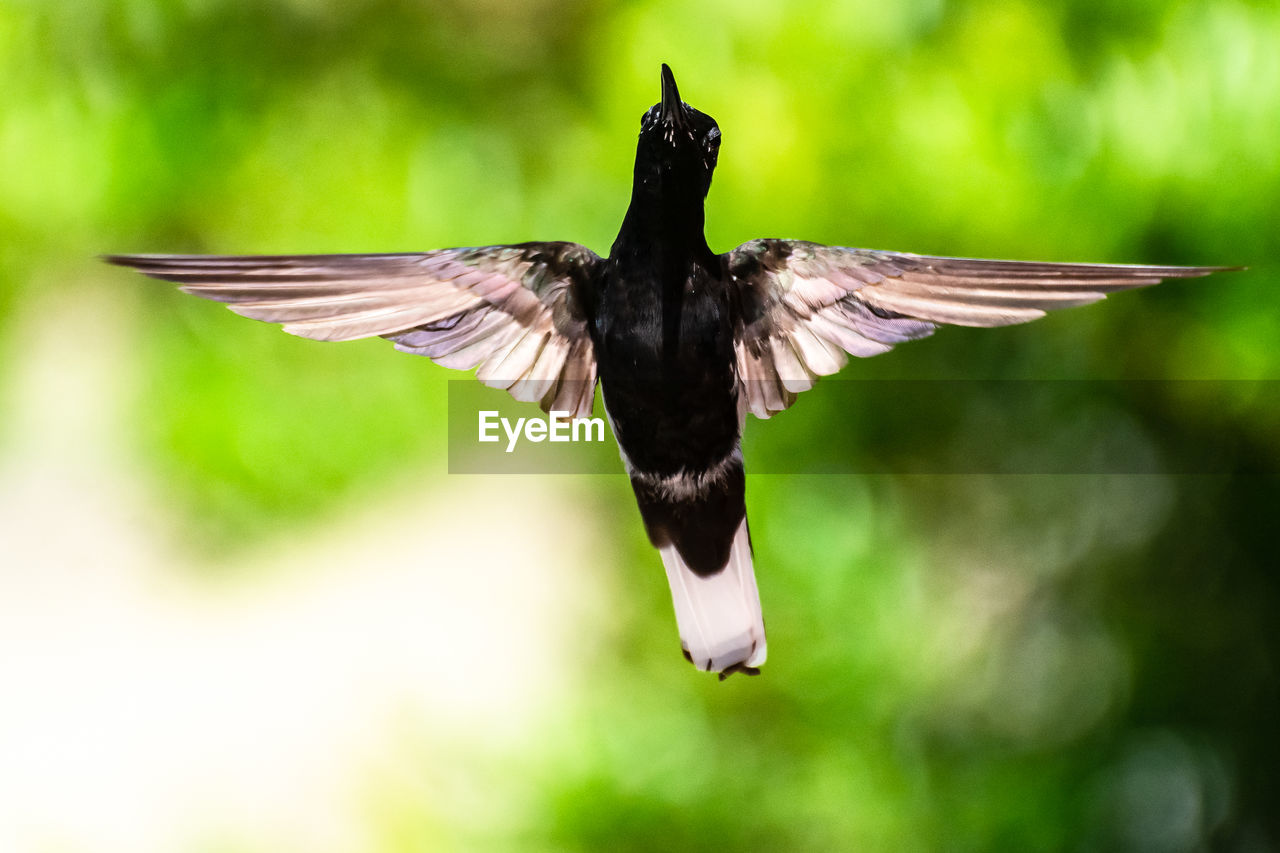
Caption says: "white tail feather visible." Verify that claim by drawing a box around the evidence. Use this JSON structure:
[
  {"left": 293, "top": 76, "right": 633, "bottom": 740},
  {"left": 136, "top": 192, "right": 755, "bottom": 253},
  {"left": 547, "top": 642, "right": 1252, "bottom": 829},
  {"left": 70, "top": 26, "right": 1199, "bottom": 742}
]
[{"left": 658, "top": 518, "right": 766, "bottom": 673}]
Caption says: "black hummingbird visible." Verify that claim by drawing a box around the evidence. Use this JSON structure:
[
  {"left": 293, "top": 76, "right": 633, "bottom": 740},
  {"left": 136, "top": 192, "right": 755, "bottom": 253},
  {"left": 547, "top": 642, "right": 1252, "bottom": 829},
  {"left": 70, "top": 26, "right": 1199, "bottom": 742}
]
[{"left": 108, "top": 64, "right": 1233, "bottom": 678}]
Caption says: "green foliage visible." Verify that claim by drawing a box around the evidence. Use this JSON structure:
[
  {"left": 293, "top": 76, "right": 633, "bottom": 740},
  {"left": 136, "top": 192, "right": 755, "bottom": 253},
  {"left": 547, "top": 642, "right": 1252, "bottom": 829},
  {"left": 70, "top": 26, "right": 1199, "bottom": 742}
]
[{"left": 3, "top": 0, "right": 1277, "bottom": 848}]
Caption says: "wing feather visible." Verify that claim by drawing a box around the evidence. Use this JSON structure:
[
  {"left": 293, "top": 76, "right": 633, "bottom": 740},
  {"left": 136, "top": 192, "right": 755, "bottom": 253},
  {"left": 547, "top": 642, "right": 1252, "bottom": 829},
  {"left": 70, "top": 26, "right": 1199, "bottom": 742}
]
[
  {"left": 107, "top": 243, "right": 602, "bottom": 416},
  {"left": 728, "top": 239, "right": 1234, "bottom": 418},
  {"left": 543, "top": 337, "right": 597, "bottom": 416}
]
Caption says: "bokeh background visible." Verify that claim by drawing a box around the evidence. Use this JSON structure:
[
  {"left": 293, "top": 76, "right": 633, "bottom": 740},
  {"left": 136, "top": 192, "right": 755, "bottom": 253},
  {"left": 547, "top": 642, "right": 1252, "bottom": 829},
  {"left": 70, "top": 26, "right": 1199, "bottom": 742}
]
[{"left": 2, "top": 0, "right": 1278, "bottom": 850}]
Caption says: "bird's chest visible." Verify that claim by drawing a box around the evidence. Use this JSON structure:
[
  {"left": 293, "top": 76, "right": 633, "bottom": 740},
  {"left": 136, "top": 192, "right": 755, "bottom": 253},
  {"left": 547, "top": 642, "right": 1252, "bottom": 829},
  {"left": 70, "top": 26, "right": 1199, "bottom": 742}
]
[
  {"left": 591, "top": 260, "right": 741, "bottom": 474},
  {"left": 593, "top": 262, "right": 734, "bottom": 378}
]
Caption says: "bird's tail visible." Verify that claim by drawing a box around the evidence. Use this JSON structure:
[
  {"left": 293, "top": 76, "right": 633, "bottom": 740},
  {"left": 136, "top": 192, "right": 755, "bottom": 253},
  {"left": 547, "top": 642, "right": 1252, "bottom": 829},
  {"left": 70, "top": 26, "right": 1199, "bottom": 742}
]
[{"left": 658, "top": 516, "right": 766, "bottom": 678}]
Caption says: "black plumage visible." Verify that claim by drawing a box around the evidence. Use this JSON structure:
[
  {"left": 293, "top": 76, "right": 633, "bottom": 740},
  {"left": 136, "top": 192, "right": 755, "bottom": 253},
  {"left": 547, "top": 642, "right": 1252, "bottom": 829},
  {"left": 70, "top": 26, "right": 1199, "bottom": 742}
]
[{"left": 106, "top": 64, "right": 1235, "bottom": 678}]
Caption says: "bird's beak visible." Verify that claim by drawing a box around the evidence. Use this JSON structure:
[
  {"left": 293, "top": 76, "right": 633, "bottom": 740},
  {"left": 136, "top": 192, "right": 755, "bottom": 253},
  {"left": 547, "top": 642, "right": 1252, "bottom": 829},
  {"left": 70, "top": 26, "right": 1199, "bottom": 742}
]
[{"left": 660, "top": 63, "right": 686, "bottom": 126}]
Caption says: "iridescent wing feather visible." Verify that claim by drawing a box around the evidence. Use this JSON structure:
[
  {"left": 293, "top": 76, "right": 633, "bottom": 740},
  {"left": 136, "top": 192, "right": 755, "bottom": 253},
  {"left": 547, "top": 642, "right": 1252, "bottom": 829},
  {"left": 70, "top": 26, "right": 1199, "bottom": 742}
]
[
  {"left": 728, "top": 239, "right": 1232, "bottom": 418},
  {"left": 107, "top": 243, "right": 602, "bottom": 417}
]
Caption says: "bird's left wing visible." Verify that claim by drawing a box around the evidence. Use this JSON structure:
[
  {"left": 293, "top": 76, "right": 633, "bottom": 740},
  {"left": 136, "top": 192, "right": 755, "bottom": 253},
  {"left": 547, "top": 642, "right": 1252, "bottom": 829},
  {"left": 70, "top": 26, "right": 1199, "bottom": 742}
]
[
  {"left": 107, "top": 242, "right": 602, "bottom": 417},
  {"left": 727, "top": 239, "right": 1232, "bottom": 418}
]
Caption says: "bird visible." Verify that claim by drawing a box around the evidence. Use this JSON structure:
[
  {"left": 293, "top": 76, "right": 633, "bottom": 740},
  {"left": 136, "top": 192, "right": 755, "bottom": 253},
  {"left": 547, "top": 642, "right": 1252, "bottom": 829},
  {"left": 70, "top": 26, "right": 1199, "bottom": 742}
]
[{"left": 107, "top": 64, "right": 1235, "bottom": 679}]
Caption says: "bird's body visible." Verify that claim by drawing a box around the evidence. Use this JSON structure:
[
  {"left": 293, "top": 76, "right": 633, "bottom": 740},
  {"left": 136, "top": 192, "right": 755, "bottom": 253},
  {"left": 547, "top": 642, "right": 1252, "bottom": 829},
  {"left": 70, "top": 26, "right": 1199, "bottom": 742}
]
[
  {"left": 596, "top": 218, "right": 737, "bottom": 484},
  {"left": 107, "top": 65, "right": 1235, "bottom": 678},
  {"left": 591, "top": 70, "right": 764, "bottom": 672}
]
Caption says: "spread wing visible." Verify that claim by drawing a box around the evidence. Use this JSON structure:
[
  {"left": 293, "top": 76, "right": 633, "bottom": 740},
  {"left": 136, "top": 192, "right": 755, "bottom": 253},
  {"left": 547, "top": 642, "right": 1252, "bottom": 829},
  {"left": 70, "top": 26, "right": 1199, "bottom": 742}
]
[
  {"left": 728, "top": 239, "right": 1234, "bottom": 419},
  {"left": 106, "top": 242, "right": 602, "bottom": 417}
]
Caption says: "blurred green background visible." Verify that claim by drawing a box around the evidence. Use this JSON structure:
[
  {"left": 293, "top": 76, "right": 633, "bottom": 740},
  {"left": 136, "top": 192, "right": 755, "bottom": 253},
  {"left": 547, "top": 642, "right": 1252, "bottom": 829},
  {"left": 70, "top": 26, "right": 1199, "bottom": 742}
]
[{"left": 2, "top": 0, "right": 1278, "bottom": 850}]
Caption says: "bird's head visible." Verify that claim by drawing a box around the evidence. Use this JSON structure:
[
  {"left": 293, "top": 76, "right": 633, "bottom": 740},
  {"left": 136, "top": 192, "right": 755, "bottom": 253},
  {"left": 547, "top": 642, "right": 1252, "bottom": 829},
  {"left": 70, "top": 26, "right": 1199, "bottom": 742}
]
[{"left": 634, "top": 64, "right": 721, "bottom": 201}]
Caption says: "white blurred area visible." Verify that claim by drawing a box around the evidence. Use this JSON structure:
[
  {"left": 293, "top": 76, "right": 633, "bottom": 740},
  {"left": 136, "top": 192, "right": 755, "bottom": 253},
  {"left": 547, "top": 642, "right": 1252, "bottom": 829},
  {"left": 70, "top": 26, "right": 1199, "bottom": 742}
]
[{"left": 0, "top": 283, "right": 606, "bottom": 852}]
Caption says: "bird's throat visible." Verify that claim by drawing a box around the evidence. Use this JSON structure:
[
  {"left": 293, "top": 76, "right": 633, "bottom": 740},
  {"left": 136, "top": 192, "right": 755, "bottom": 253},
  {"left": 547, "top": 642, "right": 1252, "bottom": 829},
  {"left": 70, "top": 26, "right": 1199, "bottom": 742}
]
[{"left": 614, "top": 184, "right": 711, "bottom": 262}]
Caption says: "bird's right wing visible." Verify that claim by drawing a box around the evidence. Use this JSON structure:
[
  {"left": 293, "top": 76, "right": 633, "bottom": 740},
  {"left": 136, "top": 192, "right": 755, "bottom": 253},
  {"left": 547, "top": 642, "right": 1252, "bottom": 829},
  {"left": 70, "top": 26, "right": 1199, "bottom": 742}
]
[
  {"left": 727, "top": 239, "right": 1232, "bottom": 418},
  {"left": 107, "top": 242, "right": 602, "bottom": 417}
]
